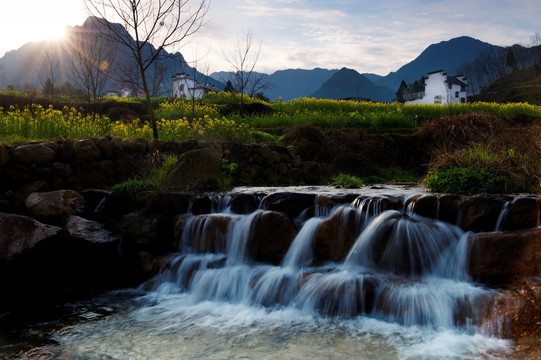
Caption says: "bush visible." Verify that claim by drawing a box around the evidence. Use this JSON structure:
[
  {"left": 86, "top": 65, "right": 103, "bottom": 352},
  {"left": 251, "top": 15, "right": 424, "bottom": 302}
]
[
  {"left": 331, "top": 173, "right": 364, "bottom": 188},
  {"left": 424, "top": 165, "right": 526, "bottom": 195}
]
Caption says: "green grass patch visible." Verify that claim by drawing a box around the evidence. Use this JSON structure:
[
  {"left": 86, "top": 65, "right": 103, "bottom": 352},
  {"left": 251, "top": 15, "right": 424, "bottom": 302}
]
[{"left": 331, "top": 173, "right": 364, "bottom": 188}]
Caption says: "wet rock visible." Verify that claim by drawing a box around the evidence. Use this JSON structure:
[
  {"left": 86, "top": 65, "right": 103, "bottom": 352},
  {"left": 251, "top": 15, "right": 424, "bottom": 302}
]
[
  {"left": 192, "top": 196, "right": 213, "bottom": 215},
  {"left": 297, "top": 272, "right": 377, "bottom": 317},
  {"left": 72, "top": 139, "right": 101, "bottom": 161},
  {"left": 0, "top": 212, "right": 63, "bottom": 260},
  {"left": 182, "top": 214, "right": 232, "bottom": 253},
  {"left": 407, "top": 194, "right": 438, "bottom": 219},
  {"left": 248, "top": 210, "right": 298, "bottom": 265},
  {"left": 468, "top": 228, "right": 541, "bottom": 286},
  {"left": 168, "top": 149, "right": 222, "bottom": 190},
  {"left": 65, "top": 215, "right": 117, "bottom": 243},
  {"left": 503, "top": 196, "right": 541, "bottom": 231},
  {"left": 460, "top": 195, "right": 511, "bottom": 232},
  {"left": 260, "top": 192, "right": 316, "bottom": 220},
  {"left": 12, "top": 144, "right": 56, "bottom": 164},
  {"left": 437, "top": 194, "right": 464, "bottom": 225},
  {"left": 314, "top": 206, "right": 358, "bottom": 262},
  {"left": 230, "top": 193, "right": 260, "bottom": 214},
  {"left": 25, "top": 190, "right": 85, "bottom": 217}
]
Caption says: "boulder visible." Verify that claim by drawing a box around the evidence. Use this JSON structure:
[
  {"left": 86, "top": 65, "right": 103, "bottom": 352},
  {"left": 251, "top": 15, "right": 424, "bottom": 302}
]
[
  {"left": 260, "top": 192, "right": 316, "bottom": 220},
  {"left": 13, "top": 180, "right": 49, "bottom": 208},
  {"left": 460, "top": 195, "right": 512, "bottom": 232},
  {"left": 468, "top": 228, "right": 541, "bottom": 286},
  {"left": 93, "top": 136, "right": 114, "bottom": 158},
  {"left": 168, "top": 148, "right": 222, "bottom": 190},
  {"left": 314, "top": 206, "right": 358, "bottom": 262},
  {"left": 72, "top": 139, "right": 102, "bottom": 161},
  {"left": 437, "top": 194, "right": 464, "bottom": 225},
  {"left": 0, "top": 212, "right": 63, "bottom": 260},
  {"left": 182, "top": 214, "right": 232, "bottom": 253},
  {"left": 230, "top": 193, "right": 261, "bottom": 214},
  {"left": 248, "top": 210, "right": 298, "bottom": 264},
  {"left": 122, "top": 137, "right": 147, "bottom": 153},
  {"left": 503, "top": 196, "right": 541, "bottom": 231},
  {"left": 12, "top": 143, "right": 56, "bottom": 164},
  {"left": 65, "top": 215, "right": 117, "bottom": 243},
  {"left": 25, "top": 190, "right": 85, "bottom": 217},
  {"left": 407, "top": 194, "right": 438, "bottom": 219}
]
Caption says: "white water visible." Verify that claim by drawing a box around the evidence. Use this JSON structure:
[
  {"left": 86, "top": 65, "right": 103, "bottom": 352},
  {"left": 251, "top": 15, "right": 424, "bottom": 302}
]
[{"left": 12, "top": 187, "right": 514, "bottom": 359}]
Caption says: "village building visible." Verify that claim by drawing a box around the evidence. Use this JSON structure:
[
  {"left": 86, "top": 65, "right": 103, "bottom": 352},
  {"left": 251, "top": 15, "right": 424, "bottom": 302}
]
[
  {"left": 405, "top": 70, "right": 468, "bottom": 105},
  {"left": 172, "top": 72, "right": 214, "bottom": 99}
]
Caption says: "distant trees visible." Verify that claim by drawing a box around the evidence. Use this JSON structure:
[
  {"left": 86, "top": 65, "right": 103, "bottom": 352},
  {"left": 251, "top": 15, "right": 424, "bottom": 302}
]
[
  {"left": 395, "top": 80, "right": 407, "bottom": 103},
  {"left": 83, "top": 0, "right": 210, "bottom": 139},
  {"left": 457, "top": 38, "right": 541, "bottom": 95}
]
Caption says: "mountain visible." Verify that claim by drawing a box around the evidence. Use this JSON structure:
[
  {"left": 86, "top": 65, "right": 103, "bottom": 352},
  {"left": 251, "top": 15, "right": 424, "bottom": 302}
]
[
  {"left": 265, "top": 68, "right": 337, "bottom": 101},
  {"left": 209, "top": 68, "right": 336, "bottom": 101},
  {"left": 0, "top": 17, "right": 223, "bottom": 94},
  {"left": 310, "top": 68, "right": 395, "bottom": 102},
  {"left": 368, "top": 36, "right": 498, "bottom": 92}
]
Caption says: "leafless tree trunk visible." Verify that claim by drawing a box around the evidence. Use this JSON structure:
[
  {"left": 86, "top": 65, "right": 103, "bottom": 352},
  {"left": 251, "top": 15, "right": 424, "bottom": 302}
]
[
  {"left": 67, "top": 18, "right": 117, "bottom": 102},
  {"left": 83, "top": 0, "right": 210, "bottom": 139},
  {"left": 40, "top": 42, "right": 60, "bottom": 98},
  {"left": 224, "top": 30, "right": 261, "bottom": 106}
]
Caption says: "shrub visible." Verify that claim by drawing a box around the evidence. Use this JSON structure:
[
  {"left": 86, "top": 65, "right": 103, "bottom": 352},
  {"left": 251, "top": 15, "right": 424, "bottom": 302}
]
[
  {"left": 424, "top": 165, "right": 524, "bottom": 195},
  {"left": 332, "top": 173, "right": 364, "bottom": 188}
]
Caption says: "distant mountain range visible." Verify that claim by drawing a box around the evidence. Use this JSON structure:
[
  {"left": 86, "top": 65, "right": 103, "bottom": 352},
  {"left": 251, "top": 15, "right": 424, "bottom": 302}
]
[{"left": 0, "top": 18, "right": 535, "bottom": 102}]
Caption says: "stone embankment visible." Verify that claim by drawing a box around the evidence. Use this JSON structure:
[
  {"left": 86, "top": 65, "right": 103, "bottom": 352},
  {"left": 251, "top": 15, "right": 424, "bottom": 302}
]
[{"left": 0, "top": 138, "right": 321, "bottom": 213}]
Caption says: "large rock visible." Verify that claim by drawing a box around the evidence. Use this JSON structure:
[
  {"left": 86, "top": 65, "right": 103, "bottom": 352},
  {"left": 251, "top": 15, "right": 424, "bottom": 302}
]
[
  {"left": 260, "top": 192, "right": 316, "bottom": 220},
  {"left": 12, "top": 143, "right": 56, "bottom": 164},
  {"left": 314, "top": 206, "right": 358, "bottom": 262},
  {"left": 468, "top": 228, "right": 541, "bottom": 286},
  {"left": 65, "top": 215, "right": 117, "bottom": 243},
  {"left": 248, "top": 210, "right": 298, "bottom": 264},
  {"left": 72, "top": 139, "right": 102, "bottom": 161},
  {"left": 0, "top": 212, "right": 63, "bottom": 260},
  {"left": 181, "top": 214, "right": 233, "bottom": 253},
  {"left": 503, "top": 196, "right": 541, "bottom": 231},
  {"left": 230, "top": 193, "right": 261, "bottom": 214},
  {"left": 460, "top": 195, "right": 511, "bottom": 232},
  {"left": 25, "top": 190, "right": 85, "bottom": 217},
  {"left": 168, "top": 148, "right": 222, "bottom": 189}
]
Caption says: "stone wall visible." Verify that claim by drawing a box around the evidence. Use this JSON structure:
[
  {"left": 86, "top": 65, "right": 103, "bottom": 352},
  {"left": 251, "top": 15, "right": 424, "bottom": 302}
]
[{"left": 0, "top": 138, "right": 320, "bottom": 212}]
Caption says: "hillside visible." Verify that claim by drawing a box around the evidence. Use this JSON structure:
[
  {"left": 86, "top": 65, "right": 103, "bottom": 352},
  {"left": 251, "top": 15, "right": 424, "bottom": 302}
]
[
  {"left": 469, "top": 63, "right": 541, "bottom": 105},
  {"left": 369, "top": 36, "right": 497, "bottom": 92},
  {"left": 310, "top": 68, "right": 395, "bottom": 102}
]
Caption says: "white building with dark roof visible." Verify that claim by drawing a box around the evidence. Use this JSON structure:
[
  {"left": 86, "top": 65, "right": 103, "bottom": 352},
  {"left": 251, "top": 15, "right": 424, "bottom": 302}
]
[
  {"left": 172, "top": 73, "right": 214, "bottom": 99},
  {"left": 405, "top": 70, "right": 468, "bottom": 105}
]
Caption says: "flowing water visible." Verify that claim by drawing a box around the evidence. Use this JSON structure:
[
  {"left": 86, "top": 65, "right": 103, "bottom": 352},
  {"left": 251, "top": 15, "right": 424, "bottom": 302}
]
[{"left": 1, "top": 186, "right": 514, "bottom": 359}]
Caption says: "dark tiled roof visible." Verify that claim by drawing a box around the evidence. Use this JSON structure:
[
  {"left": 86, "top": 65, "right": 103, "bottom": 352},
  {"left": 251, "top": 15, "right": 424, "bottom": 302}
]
[{"left": 446, "top": 75, "right": 467, "bottom": 87}]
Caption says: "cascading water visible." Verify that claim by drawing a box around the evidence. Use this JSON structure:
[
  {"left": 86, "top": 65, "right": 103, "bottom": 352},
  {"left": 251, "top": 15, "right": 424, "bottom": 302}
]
[{"left": 13, "top": 188, "right": 514, "bottom": 359}]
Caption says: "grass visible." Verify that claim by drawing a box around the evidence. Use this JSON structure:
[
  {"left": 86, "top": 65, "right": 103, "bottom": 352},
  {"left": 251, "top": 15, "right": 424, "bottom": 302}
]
[{"left": 331, "top": 173, "right": 364, "bottom": 188}]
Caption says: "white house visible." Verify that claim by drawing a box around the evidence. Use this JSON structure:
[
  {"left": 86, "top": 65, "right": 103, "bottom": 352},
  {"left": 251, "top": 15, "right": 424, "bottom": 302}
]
[
  {"left": 405, "top": 70, "right": 468, "bottom": 105},
  {"left": 172, "top": 73, "right": 214, "bottom": 99}
]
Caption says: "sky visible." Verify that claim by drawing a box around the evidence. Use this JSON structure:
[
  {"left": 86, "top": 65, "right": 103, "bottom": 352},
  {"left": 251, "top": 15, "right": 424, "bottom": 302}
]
[{"left": 0, "top": 0, "right": 539, "bottom": 76}]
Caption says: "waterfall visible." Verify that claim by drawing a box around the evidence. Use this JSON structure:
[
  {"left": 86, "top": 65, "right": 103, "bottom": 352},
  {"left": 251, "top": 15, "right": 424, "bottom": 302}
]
[{"left": 146, "top": 191, "right": 500, "bottom": 334}]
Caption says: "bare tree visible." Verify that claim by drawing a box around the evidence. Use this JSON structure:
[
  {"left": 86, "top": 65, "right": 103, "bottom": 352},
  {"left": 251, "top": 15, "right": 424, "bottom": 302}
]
[
  {"left": 40, "top": 42, "right": 60, "bottom": 97},
  {"left": 68, "top": 17, "right": 117, "bottom": 102},
  {"left": 224, "top": 30, "right": 262, "bottom": 106},
  {"left": 83, "top": 0, "right": 210, "bottom": 139}
]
